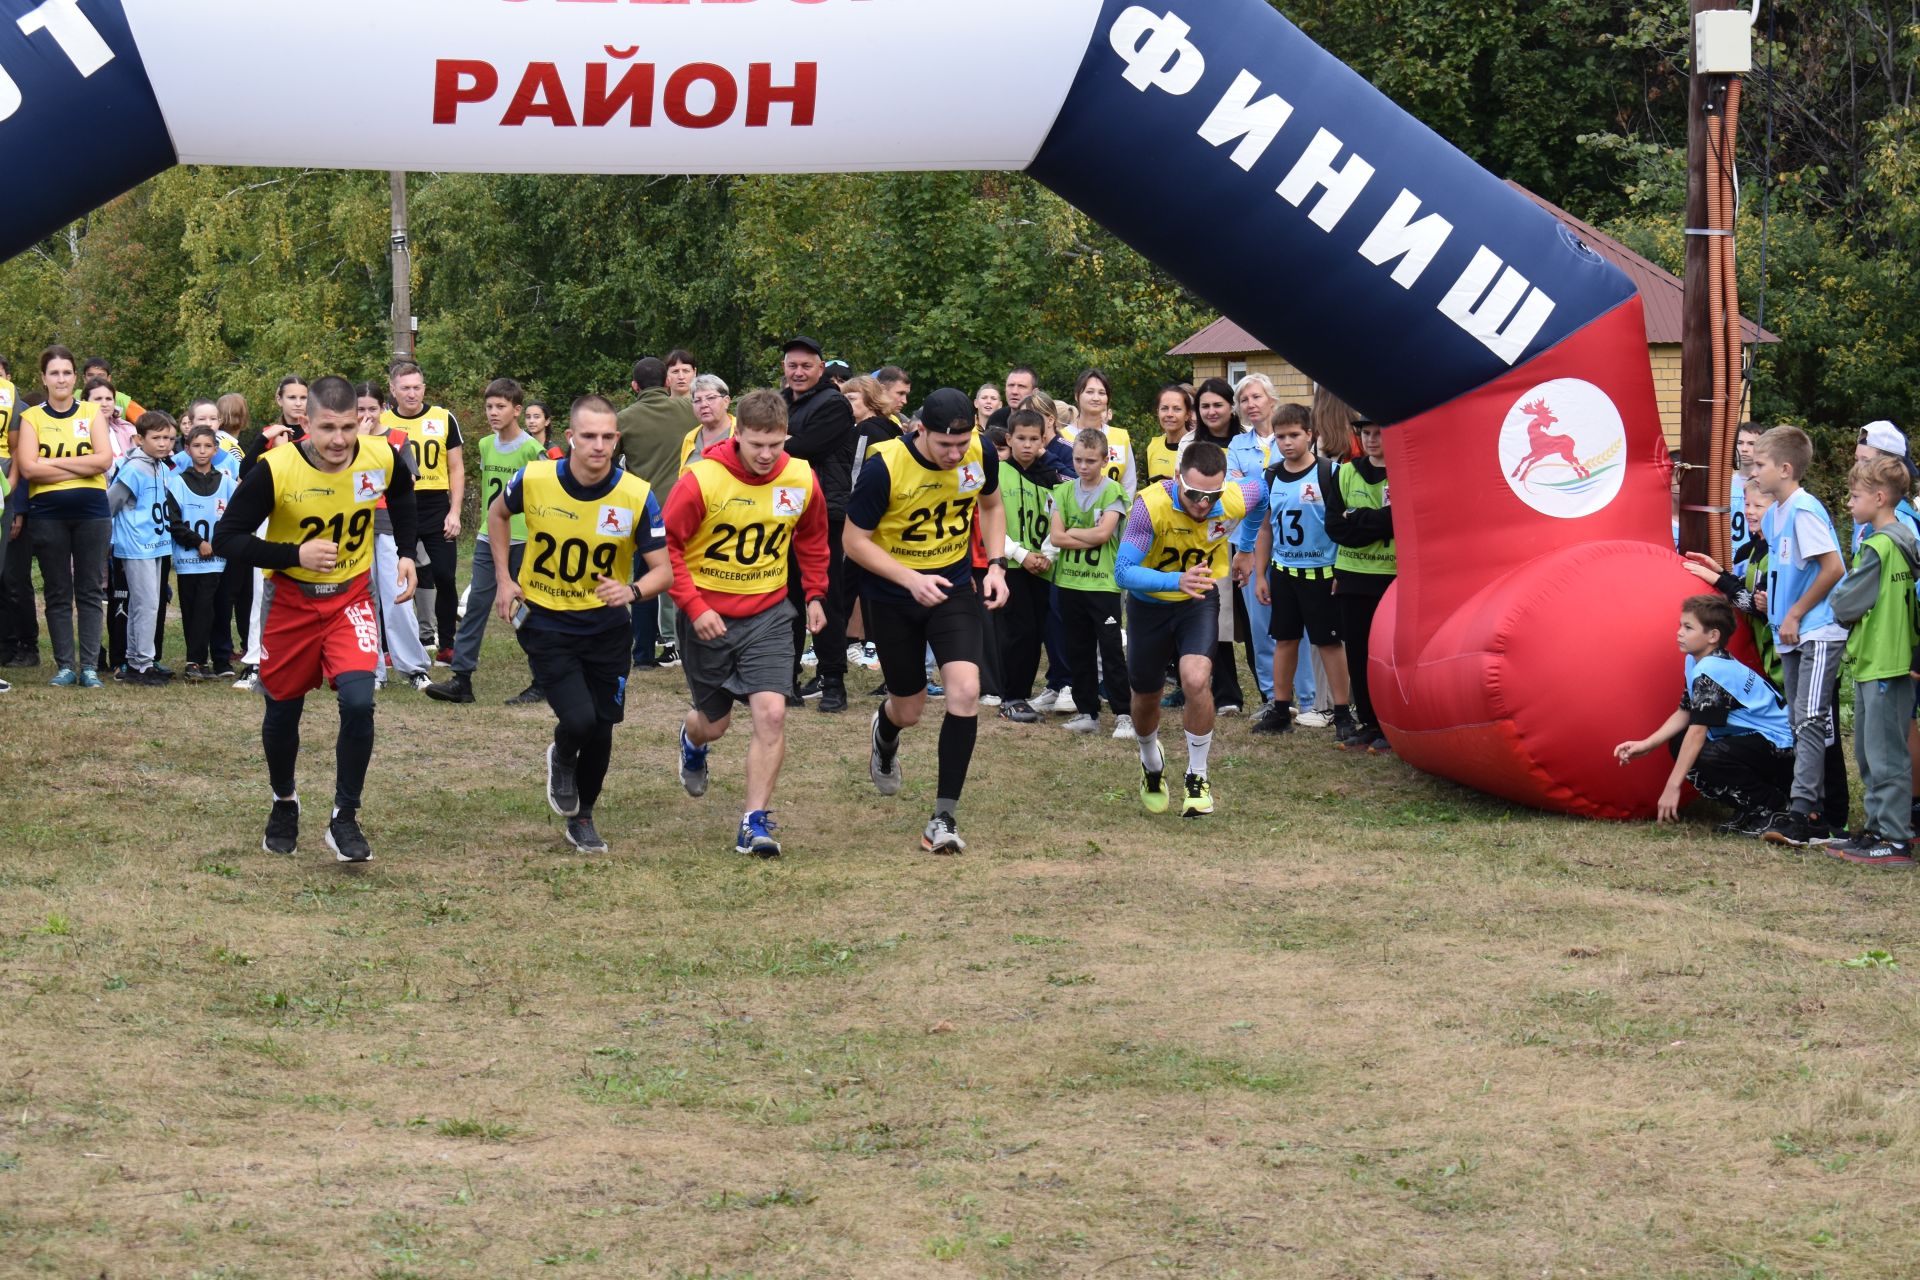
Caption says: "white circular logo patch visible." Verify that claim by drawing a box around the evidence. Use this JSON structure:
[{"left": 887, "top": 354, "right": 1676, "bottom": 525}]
[{"left": 1496, "top": 378, "right": 1626, "bottom": 520}]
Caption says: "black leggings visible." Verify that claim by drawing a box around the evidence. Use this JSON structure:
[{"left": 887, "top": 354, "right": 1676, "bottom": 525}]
[
  {"left": 1337, "top": 588, "right": 1385, "bottom": 729},
  {"left": 262, "top": 671, "right": 377, "bottom": 811},
  {"left": 414, "top": 495, "right": 458, "bottom": 647},
  {"left": 997, "top": 569, "right": 1049, "bottom": 701},
  {"left": 176, "top": 572, "right": 222, "bottom": 665},
  {"left": 1057, "top": 586, "right": 1128, "bottom": 716},
  {"left": 523, "top": 622, "right": 629, "bottom": 815}
]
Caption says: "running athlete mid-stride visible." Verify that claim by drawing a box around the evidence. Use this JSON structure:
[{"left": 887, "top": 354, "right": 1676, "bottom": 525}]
[
  {"left": 213, "top": 376, "right": 417, "bottom": 863},
  {"left": 842, "top": 388, "right": 1009, "bottom": 855},
  {"left": 492, "top": 396, "right": 671, "bottom": 855}
]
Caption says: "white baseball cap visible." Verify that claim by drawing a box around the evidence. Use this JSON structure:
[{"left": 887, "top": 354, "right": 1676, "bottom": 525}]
[{"left": 1858, "top": 419, "right": 1908, "bottom": 457}]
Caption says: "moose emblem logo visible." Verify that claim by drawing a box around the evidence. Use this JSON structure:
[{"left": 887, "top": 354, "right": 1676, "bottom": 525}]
[{"left": 1496, "top": 378, "right": 1625, "bottom": 520}]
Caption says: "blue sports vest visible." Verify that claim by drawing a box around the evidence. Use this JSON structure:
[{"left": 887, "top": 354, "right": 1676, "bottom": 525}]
[
  {"left": 1761, "top": 489, "right": 1838, "bottom": 637},
  {"left": 1686, "top": 652, "right": 1793, "bottom": 749},
  {"left": 173, "top": 447, "right": 239, "bottom": 480},
  {"left": 1266, "top": 459, "right": 1337, "bottom": 570},
  {"left": 110, "top": 456, "right": 173, "bottom": 560},
  {"left": 167, "top": 472, "right": 235, "bottom": 575}
]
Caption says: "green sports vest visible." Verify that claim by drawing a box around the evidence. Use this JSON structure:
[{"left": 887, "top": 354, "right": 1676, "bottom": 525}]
[
  {"left": 1845, "top": 530, "right": 1919, "bottom": 681},
  {"left": 480, "top": 432, "right": 547, "bottom": 543},
  {"left": 1003, "top": 465, "right": 1056, "bottom": 578},
  {"left": 1051, "top": 477, "right": 1124, "bottom": 591},
  {"left": 1742, "top": 549, "right": 1780, "bottom": 685},
  {"left": 1333, "top": 463, "right": 1396, "bottom": 576}
]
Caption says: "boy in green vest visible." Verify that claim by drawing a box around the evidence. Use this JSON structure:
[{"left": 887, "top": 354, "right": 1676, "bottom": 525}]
[
  {"left": 1828, "top": 454, "right": 1920, "bottom": 866},
  {"left": 425, "top": 378, "right": 548, "bottom": 705},
  {"left": 1047, "top": 425, "right": 1132, "bottom": 737},
  {"left": 994, "top": 409, "right": 1061, "bottom": 723},
  {"left": 1324, "top": 419, "right": 1395, "bottom": 754}
]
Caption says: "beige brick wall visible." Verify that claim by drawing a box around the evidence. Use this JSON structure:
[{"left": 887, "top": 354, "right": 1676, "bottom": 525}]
[{"left": 1195, "top": 344, "right": 1685, "bottom": 443}]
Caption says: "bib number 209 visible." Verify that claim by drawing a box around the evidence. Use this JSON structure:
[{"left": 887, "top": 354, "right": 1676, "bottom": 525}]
[{"left": 531, "top": 532, "right": 617, "bottom": 584}]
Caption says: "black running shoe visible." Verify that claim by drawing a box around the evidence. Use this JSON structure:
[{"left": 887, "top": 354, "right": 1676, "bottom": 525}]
[
  {"left": 547, "top": 743, "right": 580, "bottom": 817},
  {"left": 818, "top": 678, "right": 848, "bottom": 713},
  {"left": 1250, "top": 701, "right": 1294, "bottom": 735},
  {"left": 326, "top": 809, "right": 372, "bottom": 863},
  {"left": 798, "top": 674, "right": 824, "bottom": 699},
  {"left": 565, "top": 813, "right": 609, "bottom": 854},
  {"left": 1761, "top": 810, "right": 1814, "bottom": 848},
  {"left": 655, "top": 644, "right": 681, "bottom": 669},
  {"left": 423, "top": 673, "right": 475, "bottom": 703},
  {"left": 504, "top": 684, "right": 545, "bottom": 707},
  {"left": 262, "top": 798, "right": 300, "bottom": 855}
]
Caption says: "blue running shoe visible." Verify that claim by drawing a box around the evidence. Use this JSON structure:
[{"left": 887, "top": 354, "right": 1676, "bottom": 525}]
[
  {"left": 735, "top": 810, "right": 781, "bottom": 858},
  {"left": 48, "top": 668, "right": 77, "bottom": 687},
  {"left": 78, "top": 669, "right": 104, "bottom": 689},
  {"left": 679, "top": 728, "right": 710, "bottom": 797}
]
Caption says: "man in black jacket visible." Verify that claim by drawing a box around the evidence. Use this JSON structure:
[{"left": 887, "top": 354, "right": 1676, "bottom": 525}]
[{"left": 780, "top": 336, "right": 857, "bottom": 710}]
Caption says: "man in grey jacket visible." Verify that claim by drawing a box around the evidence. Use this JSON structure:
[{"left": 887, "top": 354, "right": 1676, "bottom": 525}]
[{"left": 618, "top": 355, "right": 697, "bottom": 668}]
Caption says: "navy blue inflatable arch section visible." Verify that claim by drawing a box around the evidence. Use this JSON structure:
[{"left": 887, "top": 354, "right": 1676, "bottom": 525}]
[{"left": 0, "top": 0, "right": 1696, "bottom": 817}]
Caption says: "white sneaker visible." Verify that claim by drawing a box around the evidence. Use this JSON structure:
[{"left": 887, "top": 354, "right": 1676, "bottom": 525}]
[
  {"left": 1029, "top": 688, "right": 1059, "bottom": 713},
  {"left": 859, "top": 642, "right": 880, "bottom": 670},
  {"left": 846, "top": 643, "right": 865, "bottom": 667},
  {"left": 979, "top": 694, "right": 1003, "bottom": 706},
  {"left": 408, "top": 671, "right": 434, "bottom": 692},
  {"left": 1297, "top": 709, "right": 1333, "bottom": 728},
  {"left": 1052, "top": 687, "right": 1077, "bottom": 713},
  {"left": 1111, "top": 714, "right": 1136, "bottom": 740},
  {"left": 1218, "top": 703, "right": 1242, "bottom": 716},
  {"left": 232, "top": 671, "right": 258, "bottom": 691},
  {"left": 1063, "top": 713, "right": 1098, "bottom": 734}
]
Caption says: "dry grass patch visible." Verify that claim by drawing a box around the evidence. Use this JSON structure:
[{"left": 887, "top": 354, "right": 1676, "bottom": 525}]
[{"left": 3, "top": 617, "right": 1920, "bottom": 1277}]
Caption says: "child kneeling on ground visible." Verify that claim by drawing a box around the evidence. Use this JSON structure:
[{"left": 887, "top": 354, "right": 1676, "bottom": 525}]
[
  {"left": 1827, "top": 455, "right": 1920, "bottom": 867},
  {"left": 1614, "top": 594, "right": 1793, "bottom": 835}
]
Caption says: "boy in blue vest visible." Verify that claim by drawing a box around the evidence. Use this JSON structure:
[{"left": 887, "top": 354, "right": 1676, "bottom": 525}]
[
  {"left": 106, "top": 411, "right": 178, "bottom": 685},
  {"left": 166, "top": 425, "right": 239, "bottom": 678},
  {"left": 1248, "top": 410, "right": 1352, "bottom": 737},
  {"left": 1751, "top": 425, "right": 1850, "bottom": 846},
  {"left": 1827, "top": 455, "right": 1920, "bottom": 866},
  {"left": 1614, "top": 594, "right": 1793, "bottom": 833}
]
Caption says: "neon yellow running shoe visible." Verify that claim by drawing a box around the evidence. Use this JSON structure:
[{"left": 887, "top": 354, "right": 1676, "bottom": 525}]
[
  {"left": 1181, "top": 773, "right": 1214, "bottom": 818},
  {"left": 1140, "top": 766, "right": 1169, "bottom": 814}
]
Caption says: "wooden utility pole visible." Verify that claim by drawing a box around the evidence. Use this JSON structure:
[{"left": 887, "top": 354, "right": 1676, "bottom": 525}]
[
  {"left": 1678, "top": 0, "right": 1738, "bottom": 556},
  {"left": 389, "top": 171, "right": 414, "bottom": 363}
]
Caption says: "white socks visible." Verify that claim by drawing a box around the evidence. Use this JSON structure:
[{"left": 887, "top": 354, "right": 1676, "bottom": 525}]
[
  {"left": 1186, "top": 731, "right": 1213, "bottom": 778},
  {"left": 1137, "top": 733, "right": 1164, "bottom": 773}
]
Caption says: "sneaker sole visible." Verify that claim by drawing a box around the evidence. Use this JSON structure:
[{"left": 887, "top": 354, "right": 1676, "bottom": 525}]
[
  {"left": 681, "top": 767, "right": 709, "bottom": 798},
  {"left": 262, "top": 838, "right": 297, "bottom": 856},
  {"left": 565, "top": 833, "right": 610, "bottom": 854},
  {"left": 920, "top": 836, "right": 965, "bottom": 855},
  {"left": 324, "top": 830, "right": 373, "bottom": 863},
  {"left": 546, "top": 746, "right": 580, "bottom": 818},
  {"left": 736, "top": 840, "right": 782, "bottom": 858},
  {"left": 1827, "top": 847, "right": 1913, "bottom": 866},
  {"left": 1760, "top": 831, "right": 1808, "bottom": 848}
]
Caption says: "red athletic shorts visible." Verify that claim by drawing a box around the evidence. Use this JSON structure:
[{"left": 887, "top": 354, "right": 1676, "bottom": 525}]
[{"left": 257, "top": 572, "right": 381, "bottom": 701}]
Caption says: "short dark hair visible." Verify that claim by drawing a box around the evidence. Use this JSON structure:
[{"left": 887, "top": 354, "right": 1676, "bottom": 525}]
[
  {"left": 630, "top": 357, "right": 667, "bottom": 390},
  {"left": 133, "top": 409, "right": 175, "bottom": 437},
  {"left": 308, "top": 375, "right": 357, "bottom": 417},
  {"left": 81, "top": 355, "right": 110, "bottom": 374},
  {"left": 82, "top": 376, "right": 114, "bottom": 398},
  {"left": 184, "top": 397, "right": 218, "bottom": 422},
  {"left": 572, "top": 394, "right": 618, "bottom": 421},
  {"left": 1007, "top": 408, "right": 1047, "bottom": 435},
  {"left": 1682, "top": 594, "right": 1737, "bottom": 648},
  {"left": 484, "top": 377, "right": 525, "bottom": 406},
  {"left": 1007, "top": 365, "right": 1038, "bottom": 382},
  {"left": 1273, "top": 402, "right": 1311, "bottom": 430},
  {"left": 1181, "top": 439, "right": 1228, "bottom": 478},
  {"left": 663, "top": 348, "right": 697, "bottom": 371},
  {"left": 874, "top": 365, "right": 909, "bottom": 387},
  {"left": 985, "top": 426, "right": 1009, "bottom": 452},
  {"left": 387, "top": 360, "right": 422, "bottom": 383},
  {"left": 184, "top": 424, "right": 219, "bottom": 447},
  {"left": 735, "top": 388, "right": 789, "bottom": 434}
]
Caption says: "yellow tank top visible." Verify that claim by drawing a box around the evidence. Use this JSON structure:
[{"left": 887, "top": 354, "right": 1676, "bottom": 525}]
[
  {"left": 1145, "top": 435, "right": 1184, "bottom": 484},
  {"left": 683, "top": 455, "right": 812, "bottom": 595},
  {"left": 0, "top": 379, "right": 16, "bottom": 461},
  {"left": 1103, "top": 434, "right": 1135, "bottom": 486},
  {"left": 263, "top": 437, "right": 395, "bottom": 584},
  {"left": 1138, "top": 480, "right": 1248, "bottom": 603},
  {"left": 866, "top": 435, "right": 987, "bottom": 570},
  {"left": 381, "top": 406, "right": 455, "bottom": 491},
  {"left": 516, "top": 460, "right": 653, "bottom": 612},
  {"left": 24, "top": 401, "right": 106, "bottom": 498}
]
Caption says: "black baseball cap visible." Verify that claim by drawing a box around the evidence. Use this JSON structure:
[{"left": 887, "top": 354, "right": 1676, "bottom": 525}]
[
  {"left": 782, "top": 336, "right": 823, "bottom": 358},
  {"left": 824, "top": 357, "right": 850, "bottom": 374},
  {"left": 919, "top": 388, "right": 975, "bottom": 436}
]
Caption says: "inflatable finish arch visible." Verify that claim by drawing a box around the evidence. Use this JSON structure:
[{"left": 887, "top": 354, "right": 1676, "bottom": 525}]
[{"left": 2, "top": 0, "right": 1698, "bottom": 818}]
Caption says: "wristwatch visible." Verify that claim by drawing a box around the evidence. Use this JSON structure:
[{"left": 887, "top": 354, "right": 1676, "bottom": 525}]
[
  {"left": 987, "top": 556, "right": 1008, "bottom": 569},
  {"left": 629, "top": 583, "right": 641, "bottom": 603}
]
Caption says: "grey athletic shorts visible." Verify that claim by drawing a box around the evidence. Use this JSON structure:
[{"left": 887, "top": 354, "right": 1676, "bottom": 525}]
[{"left": 677, "top": 598, "right": 797, "bottom": 721}]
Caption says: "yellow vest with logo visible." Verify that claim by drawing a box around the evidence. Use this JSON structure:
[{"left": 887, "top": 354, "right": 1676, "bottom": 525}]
[
  {"left": 866, "top": 435, "right": 987, "bottom": 570},
  {"left": 263, "top": 437, "right": 395, "bottom": 584},
  {"left": 0, "top": 378, "right": 16, "bottom": 461},
  {"left": 684, "top": 455, "right": 812, "bottom": 595},
  {"left": 24, "top": 401, "right": 106, "bottom": 498},
  {"left": 381, "top": 406, "right": 455, "bottom": 491},
  {"left": 679, "top": 418, "right": 736, "bottom": 475},
  {"left": 1138, "top": 480, "right": 1248, "bottom": 603},
  {"left": 517, "top": 460, "right": 653, "bottom": 612}
]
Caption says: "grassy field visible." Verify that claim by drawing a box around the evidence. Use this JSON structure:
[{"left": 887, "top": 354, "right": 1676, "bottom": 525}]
[{"left": 3, "top": 607, "right": 1920, "bottom": 1280}]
